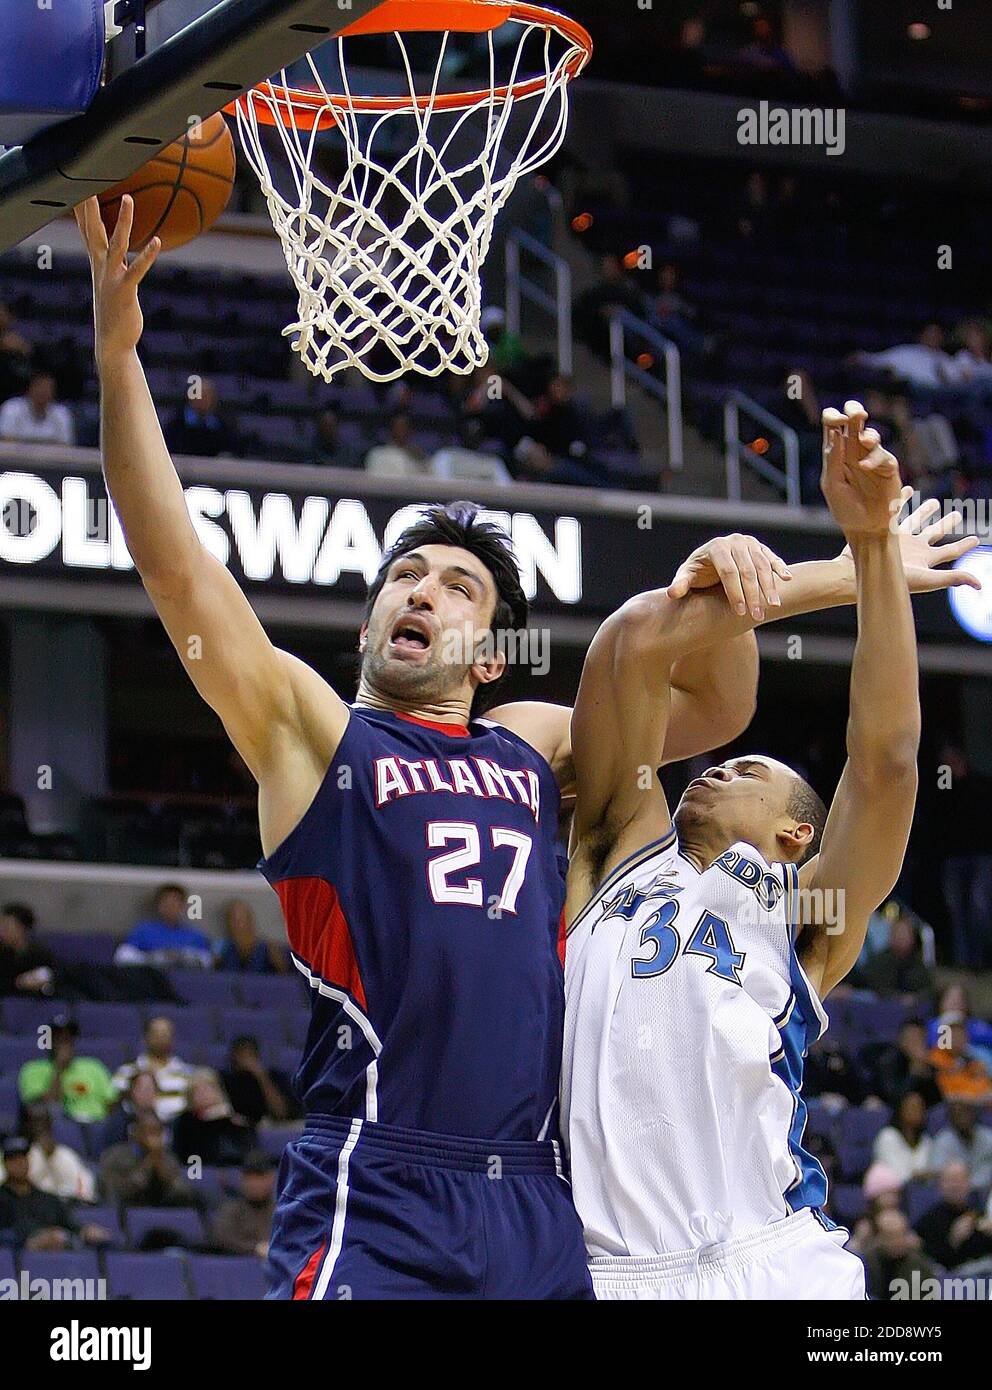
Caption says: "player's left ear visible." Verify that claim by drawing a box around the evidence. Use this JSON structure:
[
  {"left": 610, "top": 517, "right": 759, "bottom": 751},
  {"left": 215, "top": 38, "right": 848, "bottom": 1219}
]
[
  {"left": 472, "top": 639, "right": 507, "bottom": 687},
  {"left": 777, "top": 820, "right": 814, "bottom": 861},
  {"left": 358, "top": 622, "right": 369, "bottom": 655}
]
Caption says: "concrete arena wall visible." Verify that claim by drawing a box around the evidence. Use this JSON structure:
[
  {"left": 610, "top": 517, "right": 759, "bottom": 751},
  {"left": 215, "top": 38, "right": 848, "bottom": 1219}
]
[{"left": 0, "top": 859, "right": 285, "bottom": 945}]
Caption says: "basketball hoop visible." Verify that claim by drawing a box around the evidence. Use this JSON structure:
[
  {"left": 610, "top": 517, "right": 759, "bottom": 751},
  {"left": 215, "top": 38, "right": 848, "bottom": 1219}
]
[{"left": 227, "top": 0, "right": 592, "bottom": 383}]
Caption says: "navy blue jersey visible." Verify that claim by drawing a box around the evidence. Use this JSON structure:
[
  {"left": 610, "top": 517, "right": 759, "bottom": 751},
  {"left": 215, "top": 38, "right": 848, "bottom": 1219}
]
[{"left": 259, "top": 706, "right": 568, "bottom": 1142}]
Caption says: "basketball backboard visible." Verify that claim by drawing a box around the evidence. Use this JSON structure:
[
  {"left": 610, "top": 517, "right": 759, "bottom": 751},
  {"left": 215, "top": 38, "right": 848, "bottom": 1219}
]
[{"left": 0, "top": 0, "right": 392, "bottom": 253}]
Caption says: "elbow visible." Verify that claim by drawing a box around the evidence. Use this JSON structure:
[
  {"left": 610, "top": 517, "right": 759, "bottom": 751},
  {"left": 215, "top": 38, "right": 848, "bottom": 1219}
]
[{"left": 848, "top": 731, "right": 920, "bottom": 789}]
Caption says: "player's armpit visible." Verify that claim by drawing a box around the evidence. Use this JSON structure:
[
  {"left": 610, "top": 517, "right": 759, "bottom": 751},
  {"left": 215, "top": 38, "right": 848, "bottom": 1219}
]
[
  {"left": 796, "top": 756, "right": 918, "bottom": 999},
  {"left": 486, "top": 702, "right": 573, "bottom": 786}
]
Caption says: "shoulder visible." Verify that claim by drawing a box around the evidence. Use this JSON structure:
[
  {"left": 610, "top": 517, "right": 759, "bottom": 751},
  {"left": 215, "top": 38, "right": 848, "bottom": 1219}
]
[{"left": 485, "top": 702, "right": 571, "bottom": 782}]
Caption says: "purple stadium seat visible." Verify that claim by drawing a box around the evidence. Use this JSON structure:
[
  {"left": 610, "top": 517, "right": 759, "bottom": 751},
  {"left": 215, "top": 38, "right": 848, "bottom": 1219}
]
[
  {"left": 0, "top": 1075, "right": 19, "bottom": 1117},
  {"left": 255, "top": 1124, "right": 301, "bottom": 1160},
  {"left": 81, "top": 1206, "right": 125, "bottom": 1247},
  {"left": 803, "top": 1099, "right": 838, "bottom": 1141},
  {"left": 0, "top": 1249, "right": 15, "bottom": 1281},
  {"left": 84, "top": 1039, "right": 130, "bottom": 1072},
  {"left": 18, "top": 1249, "right": 101, "bottom": 1286},
  {"left": 200, "top": 1042, "right": 233, "bottom": 1073},
  {"left": 189, "top": 1254, "right": 266, "bottom": 1300},
  {"left": 195, "top": 1167, "right": 229, "bottom": 1207},
  {"left": 125, "top": 1206, "right": 205, "bottom": 1251},
  {"left": 282, "top": 1009, "right": 308, "bottom": 1049},
  {"left": 0, "top": 997, "right": 69, "bottom": 1034},
  {"left": 170, "top": 972, "right": 242, "bottom": 1007},
  {"left": 104, "top": 1251, "right": 190, "bottom": 1300},
  {"left": 275, "top": 1045, "right": 301, "bottom": 1078},
  {"left": 831, "top": 1183, "right": 868, "bottom": 1226},
  {"left": 42, "top": 932, "right": 117, "bottom": 967},
  {"left": 837, "top": 1138, "right": 873, "bottom": 1182},
  {"left": 75, "top": 1002, "right": 143, "bottom": 1039},
  {"left": 0, "top": 1036, "right": 34, "bottom": 1075},
  {"left": 926, "top": 1104, "right": 948, "bottom": 1137},
  {"left": 239, "top": 976, "right": 304, "bottom": 1011},
  {"left": 840, "top": 1106, "right": 892, "bottom": 1146},
  {"left": 49, "top": 1112, "right": 89, "bottom": 1154},
  {"left": 216, "top": 1009, "right": 285, "bottom": 1050}
]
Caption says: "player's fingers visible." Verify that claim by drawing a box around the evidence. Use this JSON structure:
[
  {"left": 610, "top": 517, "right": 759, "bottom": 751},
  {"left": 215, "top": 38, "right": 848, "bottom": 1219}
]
[
  {"left": 746, "top": 539, "right": 781, "bottom": 608},
  {"left": 922, "top": 564, "right": 982, "bottom": 592},
  {"left": 761, "top": 544, "right": 793, "bottom": 582},
  {"left": 74, "top": 197, "right": 108, "bottom": 256},
  {"left": 108, "top": 194, "right": 135, "bottom": 263},
  {"left": 931, "top": 534, "right": 981, "bottom": 567},
  {"left": 123, "top": 236, "right": 161, "bottom": 288},
  {"left": 729, "top": 539, "right": 764, "bottom": 619},
  {"left": 900, "top": 496, "right": 940, "bottom": 534},
  {"left": 844, "top": 399, "right": 868, "bottom": 464},
  {"left": 922, "top": 507, "right": 965, "bottom": 542},
  {"left": 858, "top": 445, "right": 898, "bottom": 476},
  {"left": 709, "top": 543, "right": 747, "bottom": 616},
  {"left": 666, "top": 564, "right": 692, "bottom": 599}
]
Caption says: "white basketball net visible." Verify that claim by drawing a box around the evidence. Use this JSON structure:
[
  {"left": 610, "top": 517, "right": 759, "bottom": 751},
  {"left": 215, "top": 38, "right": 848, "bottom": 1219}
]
[{"left": 235, "top": 19, "right": 586, "bottom": 382}]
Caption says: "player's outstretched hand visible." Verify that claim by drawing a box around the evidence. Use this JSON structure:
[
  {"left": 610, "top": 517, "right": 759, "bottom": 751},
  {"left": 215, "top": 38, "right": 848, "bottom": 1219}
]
[
  {"left": 74, "top": 195, "right": 160, "bottom": 364},
  {"left": 839, "top": 486, "right": 982, "bottom": 594},
  {"left": 821, "top": 399, "right": 901, "bottom": 538},
  {"left": 667, "top": 533, "right": 793, "bottom": 621}
]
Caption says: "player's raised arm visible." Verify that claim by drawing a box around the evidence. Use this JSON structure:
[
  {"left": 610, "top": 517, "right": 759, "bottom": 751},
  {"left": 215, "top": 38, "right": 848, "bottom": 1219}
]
[
  {"left": 76, "top": 196, "right": 348, "bottom": 802},
  {"left": 797, "top": 403, "right": 923, "bottom": 998}
]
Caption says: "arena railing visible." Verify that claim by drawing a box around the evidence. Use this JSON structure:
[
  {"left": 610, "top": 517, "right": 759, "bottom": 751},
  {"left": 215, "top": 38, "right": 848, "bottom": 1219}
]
[
  {"left": 505, "top": 229, "right": 574, "bottom": 377},
  {"left": 724, "top": 390, "right": 801, "bottom": 509},
  {"left": 607, "top": 308, "right": 684, "bottom": 475}
]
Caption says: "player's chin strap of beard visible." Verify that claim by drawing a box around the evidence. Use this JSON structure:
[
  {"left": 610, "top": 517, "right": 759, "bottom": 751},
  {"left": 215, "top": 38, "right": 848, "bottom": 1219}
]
[{"left": 688, "top": 1209, "right": 735, "bottom": 1268}]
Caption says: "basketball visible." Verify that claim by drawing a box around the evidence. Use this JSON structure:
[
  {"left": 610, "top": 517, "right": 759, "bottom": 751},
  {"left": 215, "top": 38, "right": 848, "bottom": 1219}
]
[{"left": 98, "top": 112, "right": 235, "bottom": 253}]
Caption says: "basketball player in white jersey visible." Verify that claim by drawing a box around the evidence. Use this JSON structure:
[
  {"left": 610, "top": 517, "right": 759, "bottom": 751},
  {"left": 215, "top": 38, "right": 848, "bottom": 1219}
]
[{"left": 562, "top": 402, "right": 973, "bottom": 1300}]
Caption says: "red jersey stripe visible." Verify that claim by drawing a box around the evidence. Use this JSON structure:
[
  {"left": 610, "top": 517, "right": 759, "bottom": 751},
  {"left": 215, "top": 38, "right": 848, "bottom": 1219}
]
[{"left": 274, "top": 877, "right": 369, "bottom": 1013}]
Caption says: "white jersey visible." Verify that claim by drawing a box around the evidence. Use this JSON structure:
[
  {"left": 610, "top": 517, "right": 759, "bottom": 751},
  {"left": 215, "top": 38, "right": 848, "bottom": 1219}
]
[{"left": 561, "top": 828, "right": 830, "bottom": 1260}]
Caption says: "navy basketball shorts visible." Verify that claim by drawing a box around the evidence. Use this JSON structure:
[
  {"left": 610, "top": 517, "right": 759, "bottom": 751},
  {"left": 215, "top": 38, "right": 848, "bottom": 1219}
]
[{"left": 266, "top": 1114, "right": 594, "bottom": 1300}]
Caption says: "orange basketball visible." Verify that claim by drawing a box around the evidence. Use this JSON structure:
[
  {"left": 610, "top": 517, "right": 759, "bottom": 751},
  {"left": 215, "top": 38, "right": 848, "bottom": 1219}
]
[{"left": 98, "top": 113, "right": 236, "bottom": 253}]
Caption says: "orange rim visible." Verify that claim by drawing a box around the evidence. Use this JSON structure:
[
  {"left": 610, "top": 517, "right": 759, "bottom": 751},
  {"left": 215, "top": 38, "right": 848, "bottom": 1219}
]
[{"left": 225, "top": 2, "right": 592, "bottom": 131}]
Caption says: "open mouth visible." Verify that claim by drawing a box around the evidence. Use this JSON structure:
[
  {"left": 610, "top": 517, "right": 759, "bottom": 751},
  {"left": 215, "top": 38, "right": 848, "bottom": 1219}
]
[{"left": 388, "top": 615, "right": 433, "bottom": 656}]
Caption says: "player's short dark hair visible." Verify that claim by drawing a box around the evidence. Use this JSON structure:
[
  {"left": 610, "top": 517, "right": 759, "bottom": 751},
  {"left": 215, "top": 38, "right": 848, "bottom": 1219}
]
[
  {"left": 363, "top": 501, "right": 530, "bottom": 716},
  {"left": 787, "top": 776, "right": 827, "bottom": 866},
  {"left": 1, "top": 902, "right": 35, "bottom": 930}
]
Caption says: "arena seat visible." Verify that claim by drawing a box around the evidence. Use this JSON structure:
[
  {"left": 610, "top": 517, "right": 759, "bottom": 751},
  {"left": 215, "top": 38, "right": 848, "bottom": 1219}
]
[
  {"left": 188, "top": 1253, "right": 266, "bottom": 1300},
  {"left": 125, "top": 1206, "right": 206, "bottom": 1251},
  {"left": 18, "top": 1249, "right": 101, "bottom": 1286},
  {"left": 104, "top": 1251, "right": 190, "bottom": 1300}
]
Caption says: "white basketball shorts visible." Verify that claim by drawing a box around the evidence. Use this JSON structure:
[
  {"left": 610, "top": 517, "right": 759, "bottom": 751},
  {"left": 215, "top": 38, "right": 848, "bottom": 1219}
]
[{"left": 588, "top": 1208, "right": 867, "bottom": 1301}]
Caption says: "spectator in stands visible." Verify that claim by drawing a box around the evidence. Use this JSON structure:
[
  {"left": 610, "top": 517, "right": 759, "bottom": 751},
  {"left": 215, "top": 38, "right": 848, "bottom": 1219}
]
[
  {"left": 863, "top": 1209, "right": 938, "bottom": 1301},
  {"left": 0, "top": 301, "right": 33, "bottom": 385},
  {"left": 0, "top": 1135, "right": 107, "bottom": 1251},
  {"left": 100, "top": 1070, "right": 161, "bottom": 1150},
  {"left": 214, "top": 900, "right": 288, "bottom": 975},
  {"left": 16, "top": 1105, "right": 96, "bottom": 1203},
  {"left": 573, "top": 254, "right": 644, "bottom": 358},
  {"left": 457, "top": 367, "right": 532, "bottom": 458},
  {"left": 531, "top": 374, "right": 591, "bottom": 464},
  {"left": 311, "top": 408, "right": 362, "bottom": 469},
  {"left": 936, "top": 744, "right": 992, "bottom": 971},
  {"left": 364, "top": 413, "right": 430, "bottom": 478},
  {"left": 98, "top": 1113, "right": 193, "bottom": 1207},
  {"left": 116, "top": 883, "right": 212, "bottom": 970},
  {"left": 946, "top": 319, "right": 992, "bottom": 388},
  {"left": 211, "top": 1149, "right": 276, "bottom": 1258},
  {"left": 650, "top": 264, "right": 715, "bottom": 362},
  {"left": 172, "top": 1070, "right": 253, "bottom": 1167},
  {"left": 860, "top": 914, "right": 934, "bottom": 1004},
  {"left": 164, "top": 378, "right": 240, "bottom": 458},
  {"left": 915, "top": 1161, "right": 992, "bottom": 1271},
  {"left": 864, "top": 389, "right": 958, "bottom": 491},
  {"left": 853, "top": 323, "right": 954, "bottom": 389},
  {"left": 736, "top": 171, "right": 772, "bottom": 242},
  {"left": 928, "top": 1012, "right": 992, "bottom": 1104},
  {"left": 931, "top": 1100, "right": 992, "bottom": 1190},
  {"left": 481, "top": 307, "right": 528, "bottom": 379},
  {"left": 0, "top": 902, "right": 55, "bottom": 998},
  {"left": 862, "top": 1018, "right": 942, "bottom": 1109},
  {"left": 18, "top": 1014, "right": 115, "bottom": 1125},
  {"left": 929, "top": 984, "right": 992, "bottom": 1070},
  {"left": 0, "top": 370, "right": 74, "bottom": 446},
  {"left": 872, "top": 1092, "right": 935, "bottom": 1187},
  {"left": 221, "top": 1036, "right": 296, "bottom": 1127},
  {"left": 738, "top": 16, "right": 795, "bottom": 74},
  {"left": 112, "top": 1017, "right": 194, "bottom": 1124}
]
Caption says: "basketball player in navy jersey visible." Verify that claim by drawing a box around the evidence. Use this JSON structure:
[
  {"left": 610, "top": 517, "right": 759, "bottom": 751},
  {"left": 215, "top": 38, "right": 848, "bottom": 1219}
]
[{"left": 78, "top": 196, "right": 792, "bottom": 1299}]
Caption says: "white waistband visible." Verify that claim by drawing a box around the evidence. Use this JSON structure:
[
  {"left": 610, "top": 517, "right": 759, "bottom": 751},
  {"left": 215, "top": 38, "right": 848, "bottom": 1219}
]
[{"left": 589, "top": 1208, "right": 826, "bottom": 1284}]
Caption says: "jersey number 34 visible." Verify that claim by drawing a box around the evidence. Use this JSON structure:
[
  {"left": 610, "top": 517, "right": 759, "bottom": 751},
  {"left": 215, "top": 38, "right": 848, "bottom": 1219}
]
[{"left": 632, "top": 901, "right": 745, "bottom": 985}]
